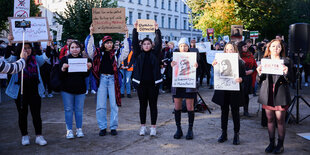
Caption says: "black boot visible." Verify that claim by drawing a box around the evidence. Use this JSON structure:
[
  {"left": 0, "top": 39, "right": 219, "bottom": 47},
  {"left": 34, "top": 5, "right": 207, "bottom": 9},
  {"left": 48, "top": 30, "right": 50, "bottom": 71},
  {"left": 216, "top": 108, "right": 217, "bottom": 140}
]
[
  {"left": 265, "top": 138, "right": 275, "bottom": 153},
  {"left": 186, "top": 111, "right": 195, "bottom": 140},
  {"left": 174, "top": 110, "right": 183, "bottom": 139},
  {"left": 273, "top": 139, "right": 284, "bottom": 154},
  {"left": 233, "top": 133, "right": 240, "bottom": 145},
  {"left": 217, "top": 131, "right": 227, "bottom": 143}
]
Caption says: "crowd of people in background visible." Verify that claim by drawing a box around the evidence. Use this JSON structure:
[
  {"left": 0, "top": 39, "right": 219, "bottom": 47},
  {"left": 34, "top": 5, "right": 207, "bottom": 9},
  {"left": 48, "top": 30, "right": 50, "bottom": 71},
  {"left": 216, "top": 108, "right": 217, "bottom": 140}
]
[{"left": 1, "top": 24, "right": 310, "bottom": 154}]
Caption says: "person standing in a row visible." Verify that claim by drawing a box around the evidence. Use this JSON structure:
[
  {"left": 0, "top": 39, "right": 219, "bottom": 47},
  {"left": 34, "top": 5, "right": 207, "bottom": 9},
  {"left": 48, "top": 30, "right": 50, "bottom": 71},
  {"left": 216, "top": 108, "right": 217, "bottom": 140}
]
[
  {"left": 85, "top": 24, "right": 130, "bottom": 136},
  {"left": 5, "top": 36, "right": 53, "bottom": 146},
  {"left": 171, "top": 38, "right": 199, "bottom": 140},
  {"left": 59, "top": 41, "right": 92, "bottom": 139},
  {"left": 257, "top": 39, "right": 292, "bottom": 154},
  {"left": 132, "top": 21, "right": 162, "bottom": 136},
  {"left": 238, "top": 41, "right": 257, "bottom": 116},
  {"left": 212, "top": 43, "right": 246, "bottom": 145}
]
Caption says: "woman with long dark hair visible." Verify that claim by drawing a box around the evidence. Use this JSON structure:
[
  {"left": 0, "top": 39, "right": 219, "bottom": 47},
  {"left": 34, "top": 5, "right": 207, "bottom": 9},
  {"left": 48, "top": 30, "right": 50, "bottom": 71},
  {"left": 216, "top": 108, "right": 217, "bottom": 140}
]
[
  {"left": 212, "top": 43, "right": 246, "bottom": 145},
  {"left": 132, "top": 21, "right": 162, "bottom": 136},
  {"left": 256, "top": 39, "right": 292, "bottom": 154}
]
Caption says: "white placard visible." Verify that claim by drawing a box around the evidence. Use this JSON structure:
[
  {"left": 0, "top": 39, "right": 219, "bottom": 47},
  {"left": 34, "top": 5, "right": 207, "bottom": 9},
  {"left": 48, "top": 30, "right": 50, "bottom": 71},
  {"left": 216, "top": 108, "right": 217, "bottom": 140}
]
[
  {"left": 261, "top": 59, "right": 284, "bottom": 75},
  {"left": 68, "top": 58, "right": 87, "bottom": 73},
  {"left": 57, "top": 25, "right": 63, "bottom": 41},
  {"left": 0, "top": 74, "right": 8, "bottom": 79},
  {"left": 223, "top": 35, "right": 230, "bottom": 43},
  {"left": 9, "top": 17, "right": 50, "bottom": 43},
  {"left": 206, "top": 50, "right": 223, "bottom": 64},
  {"left": 14, "top": 0, "right": 30, "bottom": 17},
  {"left": 172, "top": 52, "right": 197, "bottom": 88},
  {"left": 214, "top": 53, "right": 240, "bottom": 91},
  {"left": 203, "top": 42, "right": 211, "bottom": 52},
  {"left": 196, "top": 43, "right": 207, "bottom": 53}
]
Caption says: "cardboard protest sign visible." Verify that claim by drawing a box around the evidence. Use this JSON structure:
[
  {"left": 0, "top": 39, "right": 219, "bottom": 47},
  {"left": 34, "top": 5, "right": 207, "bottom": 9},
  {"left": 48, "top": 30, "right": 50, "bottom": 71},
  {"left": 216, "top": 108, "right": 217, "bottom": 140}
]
[
  {"left": 214, "top": 53, "right": 240, "bottom": 91},
  {"left": 14, "top": 0, "right": 30, "bottom": 17},
  {"left": 231, "top": 25, "right": 243, "bottom": 42},
  {"left": 172, "top": 52, "right": 197, "bottom": 88},
  {"left": 261, "top": 59, "right": 284, "bottom": 75},
  {"left": 9, "top": 17, "right": 50, "bottom": 43},
  {"left": 92, "top": 8, "right": 126, "bottom": 33},
  {"left": 137, "top": 19, "right": 155, "bottom": 32}
]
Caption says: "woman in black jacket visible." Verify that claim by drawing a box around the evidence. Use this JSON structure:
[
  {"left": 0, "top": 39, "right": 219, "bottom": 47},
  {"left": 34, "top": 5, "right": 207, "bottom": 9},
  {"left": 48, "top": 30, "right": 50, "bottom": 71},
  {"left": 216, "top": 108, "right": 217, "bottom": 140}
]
[
  {"left": 211, "top": 43, "right": 246, "bottom": 145},
  {"left": 256, "top": 39, "right": 292, "bottom": 154},
  {"left": 171, "top": 38, "right": 199, "bottom": 140},
  {"left": 132, "top": 21, "right": 162, "bottom": 137},
  {"left": 60, "top": 41, "right": 92, "bottom": 139}
]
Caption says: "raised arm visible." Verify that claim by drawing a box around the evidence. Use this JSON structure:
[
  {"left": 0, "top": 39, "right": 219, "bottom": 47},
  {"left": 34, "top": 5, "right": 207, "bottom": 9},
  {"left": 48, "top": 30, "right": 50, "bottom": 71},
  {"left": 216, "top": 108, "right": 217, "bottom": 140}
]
[
  {"left": 153, "top": 23, "right": 162, "bottom": 57},
  {"left": 85, "top": 24, "right": 96, "bottom": 60},
  {"left": 132, "top": 21, "right": 141, "bottom": 58}
]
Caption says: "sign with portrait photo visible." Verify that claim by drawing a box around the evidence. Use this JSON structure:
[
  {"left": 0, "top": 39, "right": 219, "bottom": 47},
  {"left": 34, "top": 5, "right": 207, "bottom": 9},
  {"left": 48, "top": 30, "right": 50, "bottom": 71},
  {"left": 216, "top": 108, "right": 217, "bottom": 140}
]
[
  {"left": 172, "top": 52, "right": 197, "bottom": 88},
  {"left": 214, "top": 53, "right": 240, "bottom": 91},
  {"left": 261, "top": 59, "right": 284, "bottom": 75},
  {"left": 231, "top": 25, "right": 243, "bottom": 42}
]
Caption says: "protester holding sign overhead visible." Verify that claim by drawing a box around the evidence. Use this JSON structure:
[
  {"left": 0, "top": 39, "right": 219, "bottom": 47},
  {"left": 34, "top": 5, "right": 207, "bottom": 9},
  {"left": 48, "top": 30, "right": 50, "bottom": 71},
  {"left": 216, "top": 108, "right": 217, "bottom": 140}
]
[
  {"left": 59, "top": 41, "right": 92, "bottom": 139},
  {"left": 256, "top": 39, "right": 292, "bottom": 154},
  {"left": 5, "top": 35, "right": 53, "bottom": 146},
  {"left": 132, "top": 20, "right": 162, "bottom": 137},
  {"left": 211, "top": 43, "right": 246, "bottom": 145},
  {"left": 85, "top": 24, "right": 130, "bottom": 137},
  {"left": 171, "top": 38, "right": 199, "bottom": 140}
]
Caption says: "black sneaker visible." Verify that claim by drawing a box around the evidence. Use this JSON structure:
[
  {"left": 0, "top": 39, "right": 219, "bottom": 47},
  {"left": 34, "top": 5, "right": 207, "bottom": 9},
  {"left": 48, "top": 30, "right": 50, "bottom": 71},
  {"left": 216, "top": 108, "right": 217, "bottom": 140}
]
[
  {"left": 111, "top": 129, "right": 118, "bottom": 136},
  {"left": 99, "top": 129, "right": 106, "bottom": 136},
  {"left": 121, "top": 94, "right": 125, "bottom": 98},
  {"left": 127, "top": 94, "right": 132, "bottom": 98}
]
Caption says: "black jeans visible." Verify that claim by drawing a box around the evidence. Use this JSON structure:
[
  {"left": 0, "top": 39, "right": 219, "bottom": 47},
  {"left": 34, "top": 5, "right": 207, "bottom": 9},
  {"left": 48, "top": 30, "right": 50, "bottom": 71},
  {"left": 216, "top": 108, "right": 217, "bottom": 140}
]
[
  {"left": 221, "top": 99, "right": 240, "bottom": 133},
  {"left": 137, "top": 85, "right": 159, "bottom": 125},
  {"left": 15, "top": 94, "right": 42, "bottom": 136}
]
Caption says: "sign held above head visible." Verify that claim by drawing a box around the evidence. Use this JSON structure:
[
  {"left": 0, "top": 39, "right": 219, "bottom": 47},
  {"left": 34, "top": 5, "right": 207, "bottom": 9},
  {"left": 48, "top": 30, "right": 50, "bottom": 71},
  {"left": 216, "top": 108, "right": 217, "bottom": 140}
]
[
  {"left": 137, "top": 19, "right": 156, "bottom": 32},
  {"left": 92, "top": 8, "right": 126, "bottom": 34}
]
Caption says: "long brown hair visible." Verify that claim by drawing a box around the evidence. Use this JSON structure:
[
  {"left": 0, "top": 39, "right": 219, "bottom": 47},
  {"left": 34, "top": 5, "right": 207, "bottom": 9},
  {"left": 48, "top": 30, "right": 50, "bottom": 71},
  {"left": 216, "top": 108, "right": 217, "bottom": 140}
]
[{"left": 263, "top": 39, "right": 286, "bottom": 58}]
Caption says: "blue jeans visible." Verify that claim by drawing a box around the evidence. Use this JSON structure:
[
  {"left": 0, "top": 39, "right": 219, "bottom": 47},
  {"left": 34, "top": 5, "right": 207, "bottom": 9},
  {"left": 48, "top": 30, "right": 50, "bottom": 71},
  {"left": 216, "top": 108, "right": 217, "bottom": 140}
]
[
  {"left": 120, "top": 69, "right": 132, "bottom": 95},
  {"left": 61, "top": 91, "right": 85, "bottom": 130},
  {"left": 96, "top": 74, "right": 118, "bottom": 130},
  {"left": 85, "top": 72, "right": 95, "bottom": 91},
  {"left": 210, "top": 66, "right": 214, "bottom": 86}
]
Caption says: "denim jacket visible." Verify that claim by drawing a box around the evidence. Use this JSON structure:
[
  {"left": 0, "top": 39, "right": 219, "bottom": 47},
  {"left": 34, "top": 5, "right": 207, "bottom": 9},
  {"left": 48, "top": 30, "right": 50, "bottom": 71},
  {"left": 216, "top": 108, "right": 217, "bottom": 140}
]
[{"left": 5, "top": 55, "right": 45, "bottom": 99}]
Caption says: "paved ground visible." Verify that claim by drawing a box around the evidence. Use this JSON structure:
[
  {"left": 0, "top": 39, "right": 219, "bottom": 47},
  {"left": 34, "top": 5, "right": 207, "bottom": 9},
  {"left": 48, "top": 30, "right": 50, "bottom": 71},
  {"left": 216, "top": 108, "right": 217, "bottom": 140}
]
[{"left": 0, "top": 84, "right": 309, "bottom": 155}]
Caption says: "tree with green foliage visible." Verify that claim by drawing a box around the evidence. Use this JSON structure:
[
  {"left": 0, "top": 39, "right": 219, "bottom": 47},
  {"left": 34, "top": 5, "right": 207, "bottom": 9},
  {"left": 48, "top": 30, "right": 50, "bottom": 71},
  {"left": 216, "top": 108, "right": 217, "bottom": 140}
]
[
  {"left": 55, "top": 0, "right": 124, "bottom": 46},
  {"left": 0, "top": 0, "right": 40, "bottom": 34}
]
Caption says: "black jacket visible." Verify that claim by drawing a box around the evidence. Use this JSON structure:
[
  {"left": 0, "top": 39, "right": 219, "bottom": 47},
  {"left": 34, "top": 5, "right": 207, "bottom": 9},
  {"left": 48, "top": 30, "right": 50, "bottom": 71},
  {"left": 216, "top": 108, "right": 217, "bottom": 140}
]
[
  {"left": 257, "top": 57, "right": 292, "bottom": 106},
  {"left": 212, "top": 59, "right": 246, "bottom": 106},
  {"left": 132, "top": 28, "right": 162, "bottom": 87}
]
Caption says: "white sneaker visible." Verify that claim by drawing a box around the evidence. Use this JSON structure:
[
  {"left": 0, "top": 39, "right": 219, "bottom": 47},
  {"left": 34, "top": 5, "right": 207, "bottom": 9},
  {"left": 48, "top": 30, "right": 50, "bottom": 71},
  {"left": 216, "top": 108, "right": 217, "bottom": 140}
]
[
  {"left": 66, "top": 130, "right": 74, "bottom": 139},
  {"left": 150, "top": 127, "right": 156, "bottom": 136},
  {"left": 91, "top": 90, "right": 97, "bottom": 94},
  {"left": 35, "top": 136, "right": 47, "bottom": 146},
  {"left": 85, "top": 90, "right": 89, "bottom": 95},
  {"left": 21, "top": 135, "right": 30, "bottom": 146},
  {"left": 305, "top": 82, "right": 308, "bottom": 87},
  {"left": 47, "top": 94, "right": 53, "bottom": 98},
  {"left": 139, "top": 126, "right": 147, "bottom": 136},
  {"left": 76, "top": 128, "right": 84, "bottom": 138}
]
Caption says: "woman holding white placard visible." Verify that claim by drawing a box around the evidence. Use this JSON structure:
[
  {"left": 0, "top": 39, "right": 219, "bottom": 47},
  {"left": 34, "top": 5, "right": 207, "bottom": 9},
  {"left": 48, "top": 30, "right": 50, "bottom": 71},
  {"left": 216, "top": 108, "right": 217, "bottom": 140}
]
[
  {"left": 256, "top": 39, "right": 292, "bottom": 154},
  {"left": 211, "top": 43, "right": 246, "bottom": 145},
  {"left": 59, "top": 41, "right": 92, "bottom": 139}
]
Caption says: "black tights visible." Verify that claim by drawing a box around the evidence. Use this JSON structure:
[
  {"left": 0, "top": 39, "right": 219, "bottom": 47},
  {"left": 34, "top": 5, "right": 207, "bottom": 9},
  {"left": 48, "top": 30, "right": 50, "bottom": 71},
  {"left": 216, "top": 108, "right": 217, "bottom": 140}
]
[
  {"left": 265, "top": 109, "right": 286, "bottom": 141},
  {"left": 137, "top": 85, "right": 159, "bottom": 125}
]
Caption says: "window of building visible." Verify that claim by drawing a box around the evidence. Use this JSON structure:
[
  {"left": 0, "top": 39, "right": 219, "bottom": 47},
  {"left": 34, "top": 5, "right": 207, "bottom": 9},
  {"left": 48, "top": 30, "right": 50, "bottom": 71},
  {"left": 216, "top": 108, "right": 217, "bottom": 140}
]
[
  {"left": 138, "top": 13, "right": 141, "bottom": 19},
  {"left": 129, "top": 11, "right": 133, "bottom": 24},
  {"left": 168, "top": 0, "right": 171, "bottom": 10},
  {"left": 161, "top": 0, "right": 164, "bottom": 9},
  {"left": 168, "top": 17, "right": 171, "bottom": 29},
  {"left": 147, "top": 0, "right": 150, "bottom": 6},
  {"left": 154, "top": 0, "right": 158, "bottom": 8},
  {"left": 154, "top": 15, "right": 158, "bottom": 22},
  {"left": 129, "top": 0, "right": 132, "bottom": 2},
  {"left": 175, "top": 1, "right": 178, "bottom": 12},
  {"left": 161, "top": 16, "right": 165, "bottom": 28},
  {"left": 147, "top": 14, "right": 150, "bottom": 19},
  {"left": 175, "top": 18, "right": 178, "bottom": 29},
  {"left": 183, "top": 4, "right": 186, "bottom": 13},
  {"left": 138, "top": 0, "right": 141, "bottom": 4},
  {"left": 183, "top": 19, "right": 187, "bottom": 30}
]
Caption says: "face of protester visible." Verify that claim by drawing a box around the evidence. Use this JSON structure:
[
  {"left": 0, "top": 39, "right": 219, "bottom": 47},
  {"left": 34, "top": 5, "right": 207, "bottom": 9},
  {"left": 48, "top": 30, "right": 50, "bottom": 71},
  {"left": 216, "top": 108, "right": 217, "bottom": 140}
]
[
  {"left": 67, "top": 39, "right": 73, "bottom": 46},
  {"left": 242, "top": 45, "right": 248, "bottom": 52},
  {"left": 168, "top": 43, "right": 174, "bottom": 49},
  {"left": 24, "top": 44, "right": 32, "bottom": 56},
  {"left": 142, "top": 40, "right": 152, "bottom": 52},
  {"left": 179, "top": 43, "right": 189, "bottom": 52},
  {"left": 104, "top": 41, "right": 113, "bottom": 51},
  {"left": 276, "top": 36, "right": 282, "bottom": 40},
  {"left": 70, "top": 43, "right": 81, "bottom": 57},
  {"left": 215, "top": 44, "right": 220, "bottom": 50},
  {"left": 247, "top": 42, "right": 252, "bottom": 48},
  {"left": 114, "top": 44, "right": 119, "bottom": 50},
  {"left": 270, "top": 41, "right": 282, "bottom": 57},
  {"left": 225, "top": 44, "right": 235, "bottom": 53}
]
